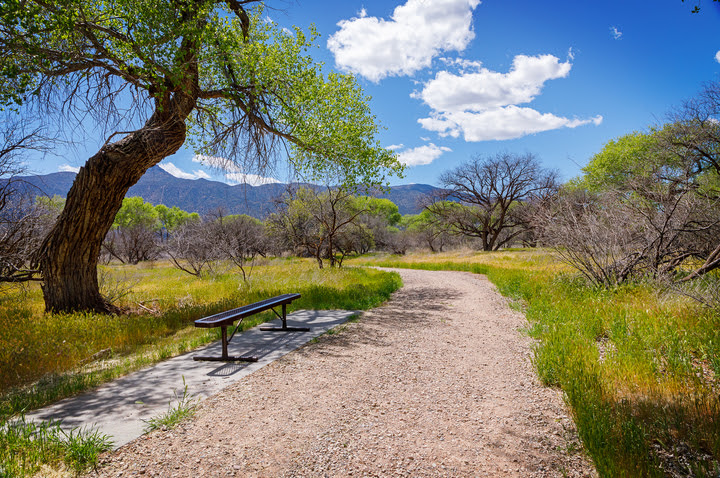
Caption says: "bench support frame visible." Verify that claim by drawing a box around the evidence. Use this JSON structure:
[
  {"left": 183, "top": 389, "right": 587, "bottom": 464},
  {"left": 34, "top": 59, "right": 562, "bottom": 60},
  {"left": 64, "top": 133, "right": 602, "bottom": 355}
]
[
  {"left": 259, "top": 304, "right": 310, "bottom": 332},
  {"left": 193, "top": 324, "right": 259, "bottom": 362}
]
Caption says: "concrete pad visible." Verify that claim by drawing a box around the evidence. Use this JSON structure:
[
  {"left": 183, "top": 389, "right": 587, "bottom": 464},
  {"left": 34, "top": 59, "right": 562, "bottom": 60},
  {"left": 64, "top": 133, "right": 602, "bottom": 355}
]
[{"left": 26, "top": 309, "right": 356, "bottom": 448}]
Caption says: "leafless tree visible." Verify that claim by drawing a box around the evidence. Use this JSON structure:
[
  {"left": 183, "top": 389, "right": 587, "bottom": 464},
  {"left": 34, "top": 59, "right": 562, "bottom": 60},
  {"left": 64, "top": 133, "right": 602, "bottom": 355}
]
[
  {"left": 428, "top": 152, "right": 558, "bottom": 251},
  {"left": 540, "top": 169, "right": 720, "bottom": 286},
  {"left": 103, "top": 225, "right": 160, "bottom": 265},
  {"left": 659, "top": 80, "right": 720, "bottom": 280},
  {"left": 0, "top": 119, "right": 50, "bottom": 283},
  {"left": 211, "top": 213, "right": 267, "bottom": 282},
  {"left": 165, "top": 220, "right": 218, "bottom": 277}
]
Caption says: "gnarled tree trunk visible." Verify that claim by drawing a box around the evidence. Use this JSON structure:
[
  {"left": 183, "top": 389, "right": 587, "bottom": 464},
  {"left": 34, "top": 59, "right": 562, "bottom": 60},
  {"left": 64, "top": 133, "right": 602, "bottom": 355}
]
[{"left": 35, "top": 112, "right": 189, "bottom": 313}]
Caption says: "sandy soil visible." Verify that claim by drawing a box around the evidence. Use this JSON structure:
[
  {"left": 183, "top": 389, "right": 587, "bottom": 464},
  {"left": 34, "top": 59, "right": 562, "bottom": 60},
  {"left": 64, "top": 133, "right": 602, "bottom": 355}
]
[{"left": 87, "top": 268, "right": 596, "bottom": 477}]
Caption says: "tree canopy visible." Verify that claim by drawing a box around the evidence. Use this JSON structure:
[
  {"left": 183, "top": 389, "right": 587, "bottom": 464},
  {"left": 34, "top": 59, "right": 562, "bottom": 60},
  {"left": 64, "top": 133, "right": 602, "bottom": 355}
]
[{"left": 0, "top": 0, "right": 402, "bottom": 312}]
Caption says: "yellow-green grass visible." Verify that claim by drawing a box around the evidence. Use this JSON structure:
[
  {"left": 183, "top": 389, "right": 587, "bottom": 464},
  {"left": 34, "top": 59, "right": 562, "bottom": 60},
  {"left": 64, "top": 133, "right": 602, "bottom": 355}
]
[
  {"left": 353, "top": 250, "right": 720, "bottom": 477},
  {"left": 0, "top": 259, "right": 401, "bottom": 417}
]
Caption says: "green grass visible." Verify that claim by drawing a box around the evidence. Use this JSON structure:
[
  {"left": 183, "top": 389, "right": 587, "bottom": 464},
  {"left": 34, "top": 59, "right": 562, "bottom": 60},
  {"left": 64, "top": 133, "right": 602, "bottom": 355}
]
[
  {"left": 143, "top": 377, "right": 198, "bottom": 433},
  {"left": 0, "top": 414, "right": 113, "bottom": 477},
  {"left": 354, "top": 250, "right": 720, "bottom": 477},
  {"left": 0, "top": 259, "right": 401, "bottom": 418}
]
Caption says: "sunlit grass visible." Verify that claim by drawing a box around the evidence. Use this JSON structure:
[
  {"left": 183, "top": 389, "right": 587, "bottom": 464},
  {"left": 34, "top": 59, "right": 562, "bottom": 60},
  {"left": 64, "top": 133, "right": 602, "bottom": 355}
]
[
  {"left": 353, "top": 249, "right": 720, "bottom": 476},
  {"left": 0, "top": 414, "right": 113, "bottom": 477},
  {"left": 0, "top": 259, "right": 401, "bottom": 418}
]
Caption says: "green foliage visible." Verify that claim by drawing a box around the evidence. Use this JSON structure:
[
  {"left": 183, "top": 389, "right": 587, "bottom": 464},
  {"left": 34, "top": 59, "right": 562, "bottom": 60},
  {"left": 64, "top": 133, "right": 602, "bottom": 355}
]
[
  {"left": 353, "top": 196, "right": 401, "bottom": 225},
  {"left": 570, "top": 131, "right": 659, "bottom": 192},
  {"left": 0, "top": 414, "right": 112, "bottom": 477},
  {"left": 113, "top": 197, "right": 159, "bottom": 231},
  {"left": 155, "top": 204, "right": 198, "bottom": 236},
  {"left": 1, "top": 0, "right": 402, "bottom": 187},
  {"left": 400, "top": 209, "right": 437, "bottom": 232},
  {"left": 33, "top": 195, "right": 65, "bottom": 215}
]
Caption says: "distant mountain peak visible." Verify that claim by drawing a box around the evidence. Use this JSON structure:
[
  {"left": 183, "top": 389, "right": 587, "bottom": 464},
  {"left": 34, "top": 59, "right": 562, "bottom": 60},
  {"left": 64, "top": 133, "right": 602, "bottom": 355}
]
[{"left": 14, "top": 166, "right": 437, "bottom": 217}]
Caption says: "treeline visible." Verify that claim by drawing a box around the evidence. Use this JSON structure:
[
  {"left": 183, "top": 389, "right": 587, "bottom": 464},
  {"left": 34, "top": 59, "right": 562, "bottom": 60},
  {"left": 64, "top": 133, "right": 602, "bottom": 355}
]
[
  {"left": 0, "top": 185, "right": 471, "bottom": 282},
  {"left": 3, "top": 80, "right": 719, "bottom": 299}
]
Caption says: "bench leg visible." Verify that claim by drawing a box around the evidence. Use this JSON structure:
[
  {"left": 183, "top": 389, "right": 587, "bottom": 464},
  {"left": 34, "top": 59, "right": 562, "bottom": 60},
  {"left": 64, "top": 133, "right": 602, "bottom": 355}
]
[
  {"left": 193, "top": 326, "right": 258, "bottom": 362},
  {"left": 259, "top": 303, "right": 310, "bottom": 332}
]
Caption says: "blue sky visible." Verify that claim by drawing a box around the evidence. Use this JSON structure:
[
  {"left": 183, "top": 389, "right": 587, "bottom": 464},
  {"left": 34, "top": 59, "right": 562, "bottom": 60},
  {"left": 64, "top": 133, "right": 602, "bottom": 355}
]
[{"left": 42, "top": 0, "right": 720, "bottom": 187}]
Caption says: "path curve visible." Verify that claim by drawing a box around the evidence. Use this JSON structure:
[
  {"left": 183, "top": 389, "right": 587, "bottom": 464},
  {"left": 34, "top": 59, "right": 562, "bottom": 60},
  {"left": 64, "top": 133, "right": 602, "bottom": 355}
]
[{"left": 88, "top": 269, "right": 595, "bottom": 477}]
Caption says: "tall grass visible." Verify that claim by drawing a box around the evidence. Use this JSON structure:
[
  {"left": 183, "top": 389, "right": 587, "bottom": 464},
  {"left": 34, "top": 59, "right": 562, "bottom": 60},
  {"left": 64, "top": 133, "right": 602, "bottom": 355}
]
[
  {"left": 0, "top": 260, "right": 401, "bottom": 418},
  {"left": 355, "top": 250, "right": 720, "bottom": 477},
  {"left": 0, "top": 414, "right": 113, "bottom": 477}
]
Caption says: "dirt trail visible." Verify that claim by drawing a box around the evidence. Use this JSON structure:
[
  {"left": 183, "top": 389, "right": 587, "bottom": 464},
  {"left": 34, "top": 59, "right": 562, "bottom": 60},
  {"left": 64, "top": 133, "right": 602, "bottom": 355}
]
[{"left": 88, "top": 268, "right": 595, "bottom": 477}]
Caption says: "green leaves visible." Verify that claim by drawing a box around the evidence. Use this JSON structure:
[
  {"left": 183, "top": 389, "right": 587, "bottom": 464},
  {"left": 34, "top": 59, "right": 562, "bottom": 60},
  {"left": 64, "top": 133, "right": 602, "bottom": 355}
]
[{"left": 1, "top": 0, "right": 402, "bottom": 189}]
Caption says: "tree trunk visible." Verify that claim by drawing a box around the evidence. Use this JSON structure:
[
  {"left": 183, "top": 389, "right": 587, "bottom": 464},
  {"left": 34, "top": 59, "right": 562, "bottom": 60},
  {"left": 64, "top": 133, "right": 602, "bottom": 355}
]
[{"left": 35, "top": 112, "right": 189, "bottom": 313}]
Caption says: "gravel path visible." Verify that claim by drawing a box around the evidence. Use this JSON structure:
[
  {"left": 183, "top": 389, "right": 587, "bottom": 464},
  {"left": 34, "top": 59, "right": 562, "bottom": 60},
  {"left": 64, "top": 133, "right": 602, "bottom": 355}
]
[{"left": 88, "top": 269, "right": 595, "bottom": 477}]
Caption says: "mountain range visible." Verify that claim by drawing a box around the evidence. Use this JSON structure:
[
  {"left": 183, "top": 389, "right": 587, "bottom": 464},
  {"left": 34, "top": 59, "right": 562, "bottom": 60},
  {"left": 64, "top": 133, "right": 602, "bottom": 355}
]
[{"left": 15, "top": 166, "right": 438, "bottom": 217}]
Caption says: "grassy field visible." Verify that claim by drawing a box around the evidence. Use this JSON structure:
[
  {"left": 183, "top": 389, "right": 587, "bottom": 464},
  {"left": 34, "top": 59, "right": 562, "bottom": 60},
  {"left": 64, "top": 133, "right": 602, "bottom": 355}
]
[
  {"left": 0, "top": 259, "right": 401, "bottom": 418},
  {"left": 3, "top": 250, "right": 719, "bottom": 476},
  {"left": 353, "top": 249, "right": 720, "bottom": 477}
]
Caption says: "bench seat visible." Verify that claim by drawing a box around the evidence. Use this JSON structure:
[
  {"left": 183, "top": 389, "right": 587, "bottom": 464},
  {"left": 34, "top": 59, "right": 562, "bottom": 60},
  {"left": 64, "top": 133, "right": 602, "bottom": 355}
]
[{"left": 193, "top": 293, "right": 305, "bottom": 362}]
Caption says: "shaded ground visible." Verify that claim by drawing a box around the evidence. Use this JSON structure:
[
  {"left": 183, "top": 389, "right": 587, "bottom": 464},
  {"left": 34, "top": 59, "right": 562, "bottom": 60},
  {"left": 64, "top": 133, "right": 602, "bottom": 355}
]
[{"left": 88, "top": 269, "right": 596, "bottom": 477}]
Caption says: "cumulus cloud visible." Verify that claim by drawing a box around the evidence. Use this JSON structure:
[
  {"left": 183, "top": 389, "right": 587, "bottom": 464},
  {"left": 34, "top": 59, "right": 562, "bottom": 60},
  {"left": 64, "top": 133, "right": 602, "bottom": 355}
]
[
  {"left": 192, "top": 154, "right": 240, "bottom": 171},
  {"left": 610, "top": 26, "right": 622, "bottom": 40},
  {"left": 159, "top": 162, "right": 211, "bottom": 180},
  {"left": 192, "top": 154, "right": 279, "bottom": 185},
  {"left": 716, "top": 50, "right": 720, "bottom": 63},
  {"left": 396, "top": 143, "right": 452, "bottom": 166},
  {"left": 327, "top": 0, "right": 481, "bottom": 82},
  {"left": 414, "top": 53, "right": 602, "bottom": 141},
  {"left": 414, "top": 54, "right": 572, "bottom": 113},
  {"left": 420, "top": 107, "right": 602, "bottom": 141},
  {"left": 58, "top": 164, "right": 79, "bottom": 173},
  {"left": 224, "top": 173, "right": 281, "bottom": 186}
]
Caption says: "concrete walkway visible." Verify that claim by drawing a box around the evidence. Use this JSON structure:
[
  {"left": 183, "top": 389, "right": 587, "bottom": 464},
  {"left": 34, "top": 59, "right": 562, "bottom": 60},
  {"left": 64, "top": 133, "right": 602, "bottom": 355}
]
[{"left": 27, "top": 310, "right": 356, "bottom": 448}]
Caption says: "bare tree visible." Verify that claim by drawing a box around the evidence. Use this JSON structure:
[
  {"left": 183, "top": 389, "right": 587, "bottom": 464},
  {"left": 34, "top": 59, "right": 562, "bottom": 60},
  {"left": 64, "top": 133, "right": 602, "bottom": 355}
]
[
  {"left": 428, "top": 152, "right": 558, "bottom": 251},
  {"left": 541, "top": 190, "right": 649, "bottom": 286},
  {"left": 165, "top": 220, "right": 217, "bottom": 277},
  {"left": 659, "top": 80, "right": 720, "bottom": 280},
  {"left": 212, "top": 213, "right": 267, "bottom": 282},
  {"left": 0, "top": 119, "right": 49, "bottom": 283},
  {"left": 540, "top": 169, "right": 720, "bottom": 286}
]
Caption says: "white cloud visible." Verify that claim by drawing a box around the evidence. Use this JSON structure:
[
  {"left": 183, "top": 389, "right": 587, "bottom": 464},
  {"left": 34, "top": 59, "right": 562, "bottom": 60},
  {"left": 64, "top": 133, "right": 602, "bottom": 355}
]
[
  {"left": 192, "top": 155, "right": 279, "bottom": 185},
  {"left": 414, "top": 53, "right": 602, "bottom": 141},
  {"left": 396, "top": 143, "right": 452, "bottom": 166},
  {"left": 419, "top": 107, "right": 603, "bottom": 141},
  {"left": 225, "top": 173, "right": 281, "bottom": 186},
  {"left": 327, "top": 0, "right": 481, "bottom": 82},
  {"left": 386, "top": 143, "right": 405, "bottom": 150},
  {"left": 159, "top": 162, "right": 211, "bottom": 180},
  {"left": 192, "top": 154, "right": 241, "bottom": 172},
  {"left": 58, "top": 164, "right": 79, "bottom": 173},
  {"left": 414, "top": 54, "right": 572, "bottom": 113},
  {"left": 716, "top": 50, "right": 720, "bottom": 63},
  {"left": 610, "top": 26, "right": 622, "bottom": 40}
]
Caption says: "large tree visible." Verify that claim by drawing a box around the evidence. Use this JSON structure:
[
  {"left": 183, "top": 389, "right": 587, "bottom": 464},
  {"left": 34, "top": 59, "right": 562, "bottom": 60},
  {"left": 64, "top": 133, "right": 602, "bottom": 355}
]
[
  {"left": 428, "top": 152, "right": 558, "bottom": 251},
  {"left": 0, "top": 1, "right": 400, "bottom": 312}
]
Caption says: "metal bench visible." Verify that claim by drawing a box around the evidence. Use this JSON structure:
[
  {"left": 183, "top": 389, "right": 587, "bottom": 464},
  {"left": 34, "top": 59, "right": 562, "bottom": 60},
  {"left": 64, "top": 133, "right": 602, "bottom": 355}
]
[{"left": 193, "top": 293, "right": 306, "bottom": 362}]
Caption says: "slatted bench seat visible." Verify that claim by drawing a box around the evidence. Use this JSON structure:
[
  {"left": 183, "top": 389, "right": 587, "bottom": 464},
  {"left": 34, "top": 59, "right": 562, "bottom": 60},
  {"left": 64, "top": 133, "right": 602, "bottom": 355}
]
[{"left": 193, "top": 293, "right": 305, "bottom": 362}]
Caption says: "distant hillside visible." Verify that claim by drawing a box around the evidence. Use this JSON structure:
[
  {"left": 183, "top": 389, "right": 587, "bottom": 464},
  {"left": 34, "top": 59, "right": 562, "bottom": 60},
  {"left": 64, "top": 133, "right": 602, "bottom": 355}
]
[{"left": 13, "top": 166, "right": 438, "bottom": 217}]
